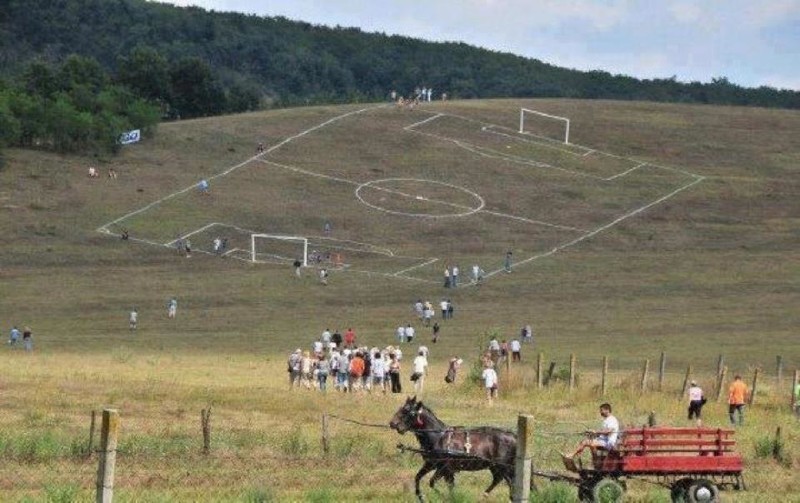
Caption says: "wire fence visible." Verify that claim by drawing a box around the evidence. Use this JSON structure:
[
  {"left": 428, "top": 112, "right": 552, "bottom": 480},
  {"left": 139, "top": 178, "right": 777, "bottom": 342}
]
[{"left": 0, "top": 363, "right": 797, "bottom": 501}]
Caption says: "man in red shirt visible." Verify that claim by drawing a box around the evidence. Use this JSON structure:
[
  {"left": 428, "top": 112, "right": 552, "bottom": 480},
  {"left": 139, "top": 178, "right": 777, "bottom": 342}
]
[{"left": 344, "top": 328, "right": 356, "bottom": 349}]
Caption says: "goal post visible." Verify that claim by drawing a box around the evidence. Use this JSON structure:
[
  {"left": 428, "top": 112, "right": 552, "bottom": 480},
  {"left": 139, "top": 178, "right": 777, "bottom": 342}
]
[
  {"left": 251, "top": 234, "right": 308, "bottom": 266},
  {"left": 519, "top": 108, "right": 570, "bottom": 144}
]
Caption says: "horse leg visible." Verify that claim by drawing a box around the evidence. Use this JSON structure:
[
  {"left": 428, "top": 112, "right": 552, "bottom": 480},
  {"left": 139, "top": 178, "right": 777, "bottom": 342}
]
[
  {"left": 414, "top": 461, "right": 436, "bottom": 502},
  {"left": 429, "top": 466, "right": 455, "bottom": 490},
  {"left": 445, "top": 471, "right": 455, "bottom": 492},
  {"left": 483, "top": 467, "right": 504, "bottom": 497}
]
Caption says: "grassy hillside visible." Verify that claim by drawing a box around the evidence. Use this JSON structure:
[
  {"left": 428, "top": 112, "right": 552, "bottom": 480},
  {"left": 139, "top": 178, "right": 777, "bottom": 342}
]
[{"left": 0, "top": 99, "right": 798, "bottom": 501}]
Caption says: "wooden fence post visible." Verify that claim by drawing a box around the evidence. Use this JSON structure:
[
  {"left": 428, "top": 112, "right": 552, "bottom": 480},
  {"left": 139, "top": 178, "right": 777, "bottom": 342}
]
[
  {"left": 569, "top": 353, "right": 576, "bottom": 391},
  {"left": 792, "top": 370, "right": 800, "bottom": 413},
  {"left": 776, "top": 356, "right": 783, "bottom": 387},
  {"left": 536, "top": 353, "right": 543, "bottom": 389},
  {"left": 544, "top": 362, "right": 556, "bottom": 386},
  {"left": 201, "top": 408, "right": 212, "bottom": 454},
  {"left": 601, "top": 356, "right": 608, "bottom": 397},
  {"left": 658, "top": 352, "right": 666, "bottom": 392},
  {"left": 749, "top": 368, "right": 760, "bottom": 406},
  {"left": 647, "top": 411, "right": 657, "bottom": 427},
  {"left": 95, "top": 409, "right": 119, "bottom": 503},
  {"left": 321, "top": 414, "right": 330, "bottom": 456},
  {"left": 716, "top": 355, "right": 725, "bottom": 379},
  {"left": 86, "top": 410, "right": 97, "bottom": 458},
  {"left": 715, "top": 366, "right": 728, "bottom": 402},
  {"left": 640, "top": 359, "right": 650, "bottom": 392},
  {"left": 680, "top": 365, "right": 692, "bottom": 397},
  {"left": 513, "top": 414, "right": 534, "bottom": 502}
]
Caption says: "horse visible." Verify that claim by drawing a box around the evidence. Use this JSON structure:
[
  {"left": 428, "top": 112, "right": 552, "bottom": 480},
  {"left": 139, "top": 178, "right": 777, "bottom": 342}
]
[{"left": 389, "top": 396, "right": 519, "bottom": 501}]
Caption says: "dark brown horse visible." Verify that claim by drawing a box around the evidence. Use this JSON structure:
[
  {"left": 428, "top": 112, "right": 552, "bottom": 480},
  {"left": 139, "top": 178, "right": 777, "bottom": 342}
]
[{"left": 389, "top": 396, "right": 519, "bottom": 501}]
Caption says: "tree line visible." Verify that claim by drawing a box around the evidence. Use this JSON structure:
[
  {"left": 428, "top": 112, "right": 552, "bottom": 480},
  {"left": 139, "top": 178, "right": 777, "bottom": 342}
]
[{"left": 1, "top": 0, "right": 798, "bottom": 156}]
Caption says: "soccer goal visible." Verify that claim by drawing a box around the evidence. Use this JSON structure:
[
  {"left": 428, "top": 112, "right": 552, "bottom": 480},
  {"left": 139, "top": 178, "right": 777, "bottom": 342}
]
[
  {"left": 519, "top": 108, "right": 570, "bottom": 144},
  {"left": 251, "top": 234, "right": 308, "bottom": 265}
]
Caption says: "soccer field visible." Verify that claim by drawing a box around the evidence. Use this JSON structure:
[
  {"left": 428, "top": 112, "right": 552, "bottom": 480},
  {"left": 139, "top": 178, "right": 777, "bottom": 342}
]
[{"left": 99, "top": 104, "right": 702, "bottom": 284}]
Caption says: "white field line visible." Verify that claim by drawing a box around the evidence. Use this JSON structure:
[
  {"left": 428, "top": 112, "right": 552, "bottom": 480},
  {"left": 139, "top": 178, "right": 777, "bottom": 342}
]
[
  {"left": 97, "top": 105, "right": 382, "bottom": 233},
  {"left": 482, "top": 124, "right": 591, "bottom": 157},
  {"left": 479, "top": 210, "right": 586, "bottom": 232},
  {"left": 392, "top": 258, "right": 439, "bottom": 276},
  {"left": 582, "top": 149, "right": 595, "bottom": 157},
  {"left": 482, "top": 175, "right": 706, "bottom": 279},
  {"left": 604, "top": 162, "right": 646, "bottom": 181},
  {"left": 164, "top": 222, "right": 219, "bottom": 246},
  {"left": 403, "top": 113, "right": 444, "bottom": 131},
  {"left": 222, "top": 247, "right": 241, "bottom": 256},
  {"left": 98, "top": 227, "right": 171, "bottom": 248}
]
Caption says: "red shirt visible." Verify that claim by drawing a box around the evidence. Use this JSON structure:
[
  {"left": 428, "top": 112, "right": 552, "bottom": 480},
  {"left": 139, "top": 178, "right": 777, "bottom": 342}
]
[{"left": 344, "top": 329, "right": 355, "bottom": 344}]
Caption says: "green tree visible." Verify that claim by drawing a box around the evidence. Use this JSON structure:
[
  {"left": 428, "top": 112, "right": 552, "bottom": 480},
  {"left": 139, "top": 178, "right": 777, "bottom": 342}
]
[
  {"left": 117, "top": 47, "right": 171, "bottom": 103},
  {"left": 169, "top": 57, "right": 225, "bottom": 118}
]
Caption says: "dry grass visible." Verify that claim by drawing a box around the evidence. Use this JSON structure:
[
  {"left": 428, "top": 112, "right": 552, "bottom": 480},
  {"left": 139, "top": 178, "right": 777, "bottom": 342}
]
[{"left": 0, "top": 98, "right": 798, "bottom": 501}]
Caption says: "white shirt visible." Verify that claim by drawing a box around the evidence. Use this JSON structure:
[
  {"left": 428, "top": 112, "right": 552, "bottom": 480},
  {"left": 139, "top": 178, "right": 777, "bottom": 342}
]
[
  {"left": 510, "top": 340, "right": 521, "bottom": 352},
  {"left": 488, "top": 339, "right": 500, "bottom": 351},
  {"left": 129, "top": 311, "right": 138, "bottom": 322},
  {"left": 395, "top": 348, "right": 403, "bottom": 361},
  {"left": 688, "top": 386, "right": 703, "bottom": 402},
  {"left": 312, "top": 341, "right": 323, "bottom": 354},
  {"left": 482, "top": 368, "right": 498, "bottom": 388},
  {"left": 418, "top": 345, "right": 429, "bottom": 357},
  {"left": 405, "top": 326, "right": 415, "bottom": 338},
  {"left": 413, "top": 355, "right": 428, "bottom": 374},
  {"left": 371, "top": 358, "right": 386, "bottom": 377},
  {"left": 452, "top": 266, "right": 459, "bottom": 276},
  {"left": 601, "top": 415, "right": 620, "bottom": 447},
  {"left": 440, "top": 301, "right": 448, "bottom": 311},
  {"left": 321, "top": 330, "right": 331, "bottom": 343},
  {"left": 396, "top": 326, "right": 405, "bottom": 339},
  {"left": 472, "top": 265, "right": 480, "bottom": 278}
]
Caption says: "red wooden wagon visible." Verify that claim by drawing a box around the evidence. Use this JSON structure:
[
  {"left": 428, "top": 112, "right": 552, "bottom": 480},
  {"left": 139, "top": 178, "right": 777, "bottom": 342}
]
[{"left": 551, "top": 427, "right": 745, "bottom": 502}]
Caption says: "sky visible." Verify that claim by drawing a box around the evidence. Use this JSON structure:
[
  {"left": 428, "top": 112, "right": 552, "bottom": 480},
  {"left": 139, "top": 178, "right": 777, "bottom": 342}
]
[{"left": 158, "top": 0, "right": 800, "bottom": 91}]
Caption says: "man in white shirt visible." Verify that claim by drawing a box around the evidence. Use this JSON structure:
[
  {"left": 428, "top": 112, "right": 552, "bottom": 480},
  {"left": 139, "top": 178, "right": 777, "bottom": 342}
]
[
  {"left": 405, "top": 324, "right": 415, "bottom": 343},
  {"left": 687, "top": 380, "right": 705, "bottom": 426},
  {"left": 412, "top": 350, "right": 428, "bottom": 392},
  {"left": 396, "top": 325, "right": 406, "bottom": 343},
  {"left": 510, "top": 339, "right": 522, "bottom": 362},
  {"left": 482, "top": 362, "right": 498, "bottom": 404},
  {"left": 565, "top": 403, "right": 619, "bottom": 465}
]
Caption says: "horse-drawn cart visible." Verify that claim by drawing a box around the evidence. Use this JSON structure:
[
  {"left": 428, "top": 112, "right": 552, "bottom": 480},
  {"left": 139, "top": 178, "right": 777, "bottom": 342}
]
[{"left": 539, "top": 426, "right": 745, "bottom": 502}]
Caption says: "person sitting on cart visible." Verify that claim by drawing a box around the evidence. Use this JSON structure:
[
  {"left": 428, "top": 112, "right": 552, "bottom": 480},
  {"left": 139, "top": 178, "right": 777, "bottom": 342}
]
[{"left": 563, "top": 403, "right": 620, "bottom": 469}]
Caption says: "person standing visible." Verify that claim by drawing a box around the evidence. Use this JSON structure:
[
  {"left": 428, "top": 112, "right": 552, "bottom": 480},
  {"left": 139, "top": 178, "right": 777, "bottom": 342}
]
[
  {"left": 388, "top": 353, "right": 402, "bottom": 393},
  {"left": 371, "top": 351, "right": 387, "bottom": 393},
  {"left": 472, "top": 264, "right": 484, "bottom": 284},
  {"left": 447, "top": 299, "right": 454, "bottom": 320},
  {"left": 293, "top": 259, "right": 302, "bottom": 277},
  {"left": 22, "top": 327, "right": 33, "bottom": 352},
  {"left": 482, "top": 362, "right": 498, "bottom": 405},
  {"left": 405, "top": 324, "right": 415, "bottom": 344},
  {"left": 432, "top": 322, "right": 440, "bottom": 343},
  {"left": 728, "top": 375, "right": 749, "bottom": 425},
  {"left": 129, "top": 308, "right": 138, "bottom": 331},
  {"left": 510, "top": 338, "right": 522, "bottom": 362},
  {"left": 184, "top": 239, "right": 192, "bottom": 258},
  {"left": 344, "top": 327, "right": 356, "bottom": 349},
  {"left": 504, "top": 250, "right": 513, "bottom": 273},
  {"left": 8, "top": 326, "right": 20, "bottom": 346},
  {"left": 315, "top": 354, "right": 330, "bottom": 392},
  {"left": 300, "top": 351, "right": 314, "bottom": 389},
  {"left": 321, "top": 328, "right": 332, "bottom": 349},
  {"left": 319, "top": 268, "right": 329, "bottom": 285},
  {"left": 349, "top": 351, "right": 365, "bottom": 392},
  {"left": 440, "top": 299, "right": 449, "bottom": 320},
  {"left": 524, "top": 324, "right": 533, "bottom": 344},
  {"left": 336, "top": 350, "right": 350, "bottom": 391},
  {"left": 412, "top": 350, "right": 428, "bottom": 393},
  {"left": 445, "top": 357, "right": 462, "bottom": 384},
  {"left": 167, "top": 297, "right": 177, "bottom": 319},
  {"left": 451, "top": 265, "right": 459, "bottom": 288},
  {"left": 443, "top": 267, "right": 451, "bottom": 288},
  {"left": 396, "top": 325, "right": 406, "bottom": 344},
  {"left": 414, "top": 300, "right": 424, "bottom": 320},
  {"left": 287, "top": 349, "right": 302, "bottom": 388},
  {"left": 331, "top": 329, "right": 342, "bottom": 349},
  {"left": 687, "top": 380, "right": 706, "bottom": 426},
  {"left": 423, "top": 303, "right": 434, "bottom": 327}
]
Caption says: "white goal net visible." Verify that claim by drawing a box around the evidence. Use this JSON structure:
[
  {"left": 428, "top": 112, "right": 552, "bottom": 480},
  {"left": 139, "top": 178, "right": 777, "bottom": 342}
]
[
  {"left": 251, "top": 234, "right": 308, "bottom": 265},
  {"left": 519, "top": 108, "right": 570, "bottom": 144}
]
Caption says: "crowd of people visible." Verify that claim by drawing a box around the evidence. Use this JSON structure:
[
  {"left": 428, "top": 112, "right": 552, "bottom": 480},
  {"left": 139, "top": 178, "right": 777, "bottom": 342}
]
[{"left": 287, "top": 327, "right": 464, "bottom": 395}]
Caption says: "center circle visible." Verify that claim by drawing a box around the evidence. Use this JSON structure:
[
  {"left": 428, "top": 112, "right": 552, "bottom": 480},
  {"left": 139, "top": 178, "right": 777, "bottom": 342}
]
[{"left": 354, "top": 178, "right": 485, "bottom": 218}]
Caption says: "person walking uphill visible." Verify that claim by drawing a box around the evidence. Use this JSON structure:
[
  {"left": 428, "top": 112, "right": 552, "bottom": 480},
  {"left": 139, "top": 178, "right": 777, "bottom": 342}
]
[
  {"left": 687, "top": 380, "right": 706, "bottom": 426},
  {"left": 728, "top": 375, "right": 749, "bottom": 426}
]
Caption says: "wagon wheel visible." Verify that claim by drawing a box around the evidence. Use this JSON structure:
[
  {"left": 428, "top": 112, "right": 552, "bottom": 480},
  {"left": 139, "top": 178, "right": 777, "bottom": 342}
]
[
  {"left": 686, "top": 479, "right": 720, "bottom": 503},
  {"left": 670, "top": 478, "right": 693, "bottom": 502},
  {"left": 591, "top": 477, "right": 625, "bottom": 502}
]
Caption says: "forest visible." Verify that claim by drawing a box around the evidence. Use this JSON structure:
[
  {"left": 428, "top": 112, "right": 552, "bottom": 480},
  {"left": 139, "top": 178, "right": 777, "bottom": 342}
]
[{"left": 1, "top": 0, "right": 798, "bottom": 155}]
